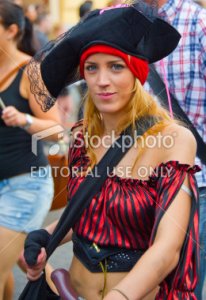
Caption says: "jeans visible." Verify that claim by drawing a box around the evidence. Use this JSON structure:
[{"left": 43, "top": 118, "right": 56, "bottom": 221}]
[
  {"left": 0, "top": 166, "right": 54, "bottom": 233},
  {"left": 195, "top": 187, "right": 206, "bottom": 300}
]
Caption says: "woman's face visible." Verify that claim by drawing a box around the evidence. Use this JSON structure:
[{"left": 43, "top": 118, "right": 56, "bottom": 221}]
[
  {"left": 0, "top": 22, "right": 17, "bottom": 50},
  {"left": 0, "top": 23, "right": 10, "bottom": 50},
  {"left": 84, "top": 53, "right": 135, "bottom": 116}
]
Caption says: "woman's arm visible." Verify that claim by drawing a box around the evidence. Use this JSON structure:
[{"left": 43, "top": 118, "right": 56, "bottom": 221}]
[
  {"left": 104, "top": 126, "right": 197, "bottom": 300},
  {"left": 105, "top": 179, "right": 191, "bottom": 300},
  {"left": 1, "top": 68, "right": 63, "bottom": 140},
  {"left": 45, "top": 220, "right": 73, "bottom": 245},
  {"left": 22, "top": 68, "right": 63, "bottom": 138}
]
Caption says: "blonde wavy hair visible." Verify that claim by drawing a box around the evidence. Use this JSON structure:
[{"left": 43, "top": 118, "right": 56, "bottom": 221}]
[{"left": 82, "top": 79, "right": 176, "bottom": 168}]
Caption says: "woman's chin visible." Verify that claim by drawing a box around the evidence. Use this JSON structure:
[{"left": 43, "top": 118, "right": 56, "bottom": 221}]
[{"left": 96, "top": 105, "right": 123, "bottom": 115}]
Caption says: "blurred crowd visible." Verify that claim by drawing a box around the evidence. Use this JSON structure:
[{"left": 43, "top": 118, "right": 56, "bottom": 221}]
[{"left": 10, "top": 0, "right": 206, "bottom": 152}]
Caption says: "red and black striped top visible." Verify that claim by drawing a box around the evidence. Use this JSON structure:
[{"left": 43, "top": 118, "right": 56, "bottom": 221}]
[{"left": 68, "top": 122, "right": 200, "bottom": 299}]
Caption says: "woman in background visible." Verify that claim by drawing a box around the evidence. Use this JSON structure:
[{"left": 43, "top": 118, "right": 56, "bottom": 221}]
[{"left": 0, "top": 1, "right": 61, "bottom": 299}]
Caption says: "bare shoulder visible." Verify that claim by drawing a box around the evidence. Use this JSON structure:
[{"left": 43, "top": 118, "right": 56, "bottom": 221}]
[
  {"left": 21, "top": 53, "right": 31, "bottom": 62},
  {"left": 19, "top": 53, "right": 31, "bottom": 75},
  {"left": 162, "top": 123, "right": 196, "bottom": 145},
  {"left": 20, "top": 56, "right": 32, "bottom": 96},
  {"left": 159, "top": 123, "right": 197, "bottom": 165}
]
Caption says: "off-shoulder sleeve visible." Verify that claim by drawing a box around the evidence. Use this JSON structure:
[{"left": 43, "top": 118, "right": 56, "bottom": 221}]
[
  {"left": 68, "top": 119, "right": 84, "bottom": 166},
  {"left": 149, "top": 161, "right": 200, "bottom": 300},
  {"left": 67, "top": 120, "right": 89, "bottom": 198}
]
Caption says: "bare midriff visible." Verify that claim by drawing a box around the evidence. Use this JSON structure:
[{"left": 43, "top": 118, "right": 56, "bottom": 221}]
[{"left": 69, "top": 256, "right": 158, "bottom": 300}]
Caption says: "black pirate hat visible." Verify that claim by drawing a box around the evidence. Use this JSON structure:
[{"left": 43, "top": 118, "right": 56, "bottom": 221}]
[{"left": 28, "top": 2, "right": 181, "bottom": 111}]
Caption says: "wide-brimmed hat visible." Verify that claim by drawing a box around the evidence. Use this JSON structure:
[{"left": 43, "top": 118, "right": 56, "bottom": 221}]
[{"left": 28, "top": 2, "right": 181, "bottom": 111}]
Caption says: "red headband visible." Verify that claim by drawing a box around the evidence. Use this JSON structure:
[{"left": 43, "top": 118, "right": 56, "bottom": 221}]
[{"left": 80, "top": 45, "right": 149, "bottom": 85}]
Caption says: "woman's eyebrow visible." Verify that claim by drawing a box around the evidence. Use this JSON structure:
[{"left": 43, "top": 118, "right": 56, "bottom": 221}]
[
  {"left": 108, "top": 60, "right": 124, "bottom": 64},
  {"left": 85, "top": 59, "right": 124, "bottom": 64},
  {"left": 85, "top": 61, "right": 96, "bottom": 64}
]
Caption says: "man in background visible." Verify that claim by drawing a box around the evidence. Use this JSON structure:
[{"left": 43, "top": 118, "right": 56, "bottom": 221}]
[
  {"left": 34, "top": 12, "right": 52, "bottom": 50},
  {"left": 79, "top": 1, "right": 93, "bottom": 21},
  {"left": 145, "top": 0, "right": 206, "bottom": 298}
]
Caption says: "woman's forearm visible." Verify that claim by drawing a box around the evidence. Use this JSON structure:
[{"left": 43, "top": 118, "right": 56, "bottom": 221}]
[
  {"left": 107, "top": 242, "right": 179, "bottom": 300},
  {"left": 45, "top": 220, "right": 73, "bottom": 245},
  {"left": 26, "top": 118, "right": 63, "bottom": 141}
]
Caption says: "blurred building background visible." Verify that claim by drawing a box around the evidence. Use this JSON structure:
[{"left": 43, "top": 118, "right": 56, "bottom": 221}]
[
  {"left": 22, "top": 0, "right": 108, "bottom": 27},
  {"left": 20, "top": 0, "right": 206, "bottom": 38},
  {"left": 21, "top": 0, "right": 206, "bottom": 29}
]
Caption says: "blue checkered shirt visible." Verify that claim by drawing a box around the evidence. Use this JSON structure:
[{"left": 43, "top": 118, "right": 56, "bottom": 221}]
[{"left": 144, "top": 0, "right": 206, "bottom": 187}]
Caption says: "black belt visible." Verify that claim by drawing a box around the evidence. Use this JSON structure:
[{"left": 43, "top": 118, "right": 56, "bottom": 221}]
[{"left": 72, "top": 233, "right": 144, "bottom": 273}]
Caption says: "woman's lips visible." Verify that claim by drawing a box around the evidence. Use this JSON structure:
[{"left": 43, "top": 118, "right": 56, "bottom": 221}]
[{"left": 97, "top": 92, "right": 116, "bottom": 100}]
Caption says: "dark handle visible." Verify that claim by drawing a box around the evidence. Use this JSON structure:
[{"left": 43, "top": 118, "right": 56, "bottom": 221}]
[{"left": 51, "top": 269, "right": 79, "bottom": 300}]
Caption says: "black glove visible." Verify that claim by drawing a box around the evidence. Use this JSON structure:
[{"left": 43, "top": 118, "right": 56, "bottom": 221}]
[{"left": 24, "top": 229, "right": 51, "bottom": 266}]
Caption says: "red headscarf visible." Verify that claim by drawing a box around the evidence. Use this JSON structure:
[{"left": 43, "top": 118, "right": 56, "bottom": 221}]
[{"left": 80, "top": 44, "right": 149, "bottom": 85}]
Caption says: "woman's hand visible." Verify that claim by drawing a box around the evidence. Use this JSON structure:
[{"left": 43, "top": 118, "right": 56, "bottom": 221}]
[
  {"left": 25, "top": 247, "right": 47, "bottom": 281},
  {"left": 18, "top": 246, "right": 47, "bottom": 281},
  {"left": 1, "top": 106, "right": 27, "bottom": 127}
]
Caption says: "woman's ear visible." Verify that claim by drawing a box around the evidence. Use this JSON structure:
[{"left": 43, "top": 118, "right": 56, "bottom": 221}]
[{"left": 6, "top": 24, "right": 19, "bottom": 40}]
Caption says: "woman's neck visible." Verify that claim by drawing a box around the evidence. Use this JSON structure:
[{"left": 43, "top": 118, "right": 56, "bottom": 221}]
[
  {"left": 0, "top": 45, "right": 21, "bottom": 69},
  {"left": 101, "top": 114, "right": 120, "bottom": 135}
]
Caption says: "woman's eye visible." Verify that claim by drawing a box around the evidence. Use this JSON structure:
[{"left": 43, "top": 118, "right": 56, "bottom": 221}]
[
  {"left": 85, "top": 65, "right": 97, "bottom": 72},
  {"left": 111, "top": 64, "right": 125, "bottom": 71}
]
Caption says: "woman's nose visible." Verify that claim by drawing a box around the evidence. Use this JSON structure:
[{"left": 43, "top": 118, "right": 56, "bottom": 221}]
[{"left": 97, "top": 69, "right": 110, "bottom": 86}]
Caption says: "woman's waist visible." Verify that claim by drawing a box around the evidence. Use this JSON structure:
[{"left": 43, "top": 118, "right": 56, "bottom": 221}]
[
  {"left": 69, "top": 256, "right": 158, "bottom": 300},
  {"left": 72, "top": 232, "right": 144, "bottom": 273},
  {"left": 69, "top": 255, "right": 128, "bottom": 299}
]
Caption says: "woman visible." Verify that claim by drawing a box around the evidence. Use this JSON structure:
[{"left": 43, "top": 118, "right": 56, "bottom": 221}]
[
  {"left": 22, "top": 2, "right": 200, "bottom": 299},
  {"left": 0, "top": 2, "right": 61, "bottom": 300}
]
